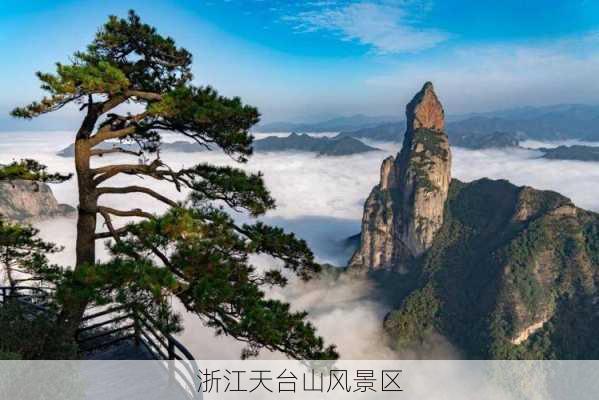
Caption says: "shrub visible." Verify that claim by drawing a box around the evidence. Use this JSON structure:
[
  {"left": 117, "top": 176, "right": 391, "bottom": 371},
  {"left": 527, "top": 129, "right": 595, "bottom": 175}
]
[{"left": 0, "top": 301, "right": 77, "bottom": 359}]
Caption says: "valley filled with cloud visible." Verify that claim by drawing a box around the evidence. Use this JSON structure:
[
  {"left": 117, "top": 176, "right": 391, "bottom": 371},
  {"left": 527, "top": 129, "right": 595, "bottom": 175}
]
[{"left": 2, "top": 130, "right": 599, "bottom": 359}]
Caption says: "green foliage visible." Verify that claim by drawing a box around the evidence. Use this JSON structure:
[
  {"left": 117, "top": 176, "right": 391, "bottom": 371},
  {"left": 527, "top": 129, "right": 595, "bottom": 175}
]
[
  {"left": 384, "top": 285, "right": 439, "bottom": 349},
  {"left": 404, "top": 128, "right": 449, "bottom": 193},
  {"left": 43, "top": 61, "right": 129, "bottom": 95},
  {"left": 0, "top": 219, "right": 63, "bottom": 287},
  {"left": 149, "top": 86, "right": 259, "bottom": 161},
  {"left": 11, "top": 62, "right": 129, "bottom": 118},
  {"left": 385, "top": 178, "right": 599, "bottom": 359},
  {"left": 0, "top": 159, "right": 72, "bottom": 183},
  {"left": 501, "top": 220, "right": 550, "bottom": 316},
  {"left": 186, "top": 163, "right": 275, "bottom": 216},
  {"left": 413, "top": 128, "right": 449, "bottom": 160},
  {"left": 0, "top": 301, "right": 77, "bottom": 359},
  {"left": 583, "top": 221, "right": 599, "bottom": 266},
  {"left": 85, "top": 10, "right": 192, "bottom": 92},
  {"left": 99, "top": 205, "right": 336, "bottom": 359}
]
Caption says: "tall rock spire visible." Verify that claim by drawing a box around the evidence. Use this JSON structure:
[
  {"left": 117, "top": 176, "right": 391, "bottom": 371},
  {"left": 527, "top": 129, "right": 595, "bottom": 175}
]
[
  {"left": 396, "top": 81, "right": 451, "bottom": 256},
  {"left": 349, "top": 82, "right": 452, "bottom": 271}
]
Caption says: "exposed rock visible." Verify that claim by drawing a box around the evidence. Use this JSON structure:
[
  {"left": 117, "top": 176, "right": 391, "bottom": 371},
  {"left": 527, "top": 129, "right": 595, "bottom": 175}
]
[
  {"left": 0, "top": 180, "right": 75, "bottom": 222},
  {"left": 349, "top": 82, "right": 451, "bottom": 271},
  {"left": 396, "top": 82, "right": 451, "bottom": 256},
  {"left": 405, "top": 81, "right": 445, "bottom": 132},
  {"left": 511, "top": 316, "right": 551, "bottom": 345},
  {"left": 379, "top": 156, "right": 397, "bottom": 190},
  {"left": 349, "top": 158, "right": 400, "bottom": 271}
]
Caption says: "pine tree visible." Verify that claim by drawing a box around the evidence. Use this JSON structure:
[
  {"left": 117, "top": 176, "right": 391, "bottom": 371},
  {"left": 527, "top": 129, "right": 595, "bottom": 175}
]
[{"left": 12, "top": 11, "right": 337, "bottom": 359}]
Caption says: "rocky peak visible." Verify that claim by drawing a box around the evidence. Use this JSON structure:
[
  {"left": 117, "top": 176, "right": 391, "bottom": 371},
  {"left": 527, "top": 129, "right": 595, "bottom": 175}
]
[
  {"left": 405, "top": 82, "right": 444, "bottom": 133},
  {"left": 349, "top": 82, "right": 452, "bottom": 271}
]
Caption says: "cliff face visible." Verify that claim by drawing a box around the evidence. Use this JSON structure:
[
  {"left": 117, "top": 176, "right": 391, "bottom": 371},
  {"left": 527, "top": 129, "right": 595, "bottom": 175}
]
[
  {"left": 350, "top": 82, "right": 451, "bottom": 271},
  {"left": 0, "top": 180, "right": 75, "bottom": 222}
]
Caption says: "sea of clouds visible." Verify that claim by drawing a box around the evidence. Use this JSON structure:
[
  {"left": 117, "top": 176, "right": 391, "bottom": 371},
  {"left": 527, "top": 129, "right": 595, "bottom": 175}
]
[{"left": 2, "top": 130, "right": 599, "bottom": 359}]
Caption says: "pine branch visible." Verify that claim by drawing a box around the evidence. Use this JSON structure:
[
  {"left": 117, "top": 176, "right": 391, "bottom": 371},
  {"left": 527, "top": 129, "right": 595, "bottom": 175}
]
[
  {"left": 91, "top": 147, "right": 143, "bottom": 157},
  {"left": 97, "top": 206, "right": 153, "bottom": 219},
  {"left": 96, "top": 209, "right": 129, "bottom": 241},
  {"left": 97, "top": 186, "right": 178, "bottom": 207},
  {"left": 125, "top": 90, "right": 162, "bottom": 101},
  {"left": 89, "top": 126, "right": 138, "bottom": 147},
  {"left": 92, "top": 159, "right": 163, "bottom": 184}
]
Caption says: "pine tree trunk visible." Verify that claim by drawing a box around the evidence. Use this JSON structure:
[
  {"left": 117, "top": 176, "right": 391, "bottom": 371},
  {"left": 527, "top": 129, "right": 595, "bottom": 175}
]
[
  {"left": 75, "top": 138, "right": 96, "bottom": 268},
  {"left": 59, "top": 115, "right": 98, "bottom": 340}
]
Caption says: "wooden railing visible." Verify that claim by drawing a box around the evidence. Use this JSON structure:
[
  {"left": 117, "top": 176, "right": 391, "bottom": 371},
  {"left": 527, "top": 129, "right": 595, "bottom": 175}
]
[
  {"left": 78, "top": 302, "right": 200, "bottom": 396},
  {"left": 77, "top": 303, "right": 196, "bottom": 361},
  {"left": 76, "top": 303, "right": 136, "bottom": 352},
  {"left": 1, "top": 286, "right": 199, "bottom": 396},
  {"left": 0, "top": 285, "right": 53, "bottom": 312}
]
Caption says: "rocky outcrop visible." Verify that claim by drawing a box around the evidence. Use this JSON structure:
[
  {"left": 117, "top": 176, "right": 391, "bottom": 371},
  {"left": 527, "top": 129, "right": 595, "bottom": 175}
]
[
  {"left": 511, "top": 315, "right": 551, "bottom": 345},
  {"left": 396, "top": 82, "right": 451, "bottom": 256},
  {"left": 0, "top": 180, "right": 75, "bottom": 222},
  {"left": 349, "top": 82, "right": 599, "bottom": 358},
  {"left": 349, "top": 157, "right": 399, "bottom": 271},
  {"left": 349, "top": 82, "right": 451, "bottom": 271}
]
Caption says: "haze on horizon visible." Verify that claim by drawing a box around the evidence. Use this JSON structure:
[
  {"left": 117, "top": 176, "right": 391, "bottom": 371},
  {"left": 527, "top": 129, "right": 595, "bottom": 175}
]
[{"left": 2, "top": 0, "right": 599, "bottom": 129}]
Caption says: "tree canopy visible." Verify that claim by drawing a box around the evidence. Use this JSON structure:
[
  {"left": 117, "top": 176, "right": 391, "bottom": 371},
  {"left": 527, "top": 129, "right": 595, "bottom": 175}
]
[{"left": 0, "top": 159, "right": 71, "bottom": 183}]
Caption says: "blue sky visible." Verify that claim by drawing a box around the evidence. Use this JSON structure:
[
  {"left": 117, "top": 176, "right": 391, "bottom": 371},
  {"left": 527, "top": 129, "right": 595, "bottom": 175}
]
[{"left": 1, "top": 0, "right": 599, "bottom": 128}]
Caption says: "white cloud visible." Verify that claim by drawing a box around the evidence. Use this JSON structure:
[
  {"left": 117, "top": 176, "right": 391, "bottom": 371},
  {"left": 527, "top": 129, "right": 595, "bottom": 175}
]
[
  {"left": 365, "top": 32, "right": 599, "bottom": 114},
  {"left": 285, "top": 1, "right": 449, "bottom": 54}
]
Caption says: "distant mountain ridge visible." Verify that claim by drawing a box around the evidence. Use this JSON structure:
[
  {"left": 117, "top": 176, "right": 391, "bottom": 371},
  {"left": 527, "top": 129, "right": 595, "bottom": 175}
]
[
  {"left": 254, "top": 133, "right": 380, "bottom": 156},
  {"left": 539, "top": 145, "right": 599, "bottom": 162},
  {"left": 255, "top": 114, "right": 403, "bottom": 133},
  {"left": 452, "top": 103, "right": 599, "bottom": 122},
  {"left": 449, "top": 131, "right": 524, "bottom": 149},
  {"left": 58, "top": 133, "right": 381, "bottom": 158},
  {"left": 312, "top": 104, "right": 599, "bottom": 146}
]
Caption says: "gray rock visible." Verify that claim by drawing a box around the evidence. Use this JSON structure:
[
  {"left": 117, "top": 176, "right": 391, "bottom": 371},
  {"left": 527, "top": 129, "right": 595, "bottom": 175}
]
[{"left": 0, "top": 180, "right": 75, "bottom": 222}]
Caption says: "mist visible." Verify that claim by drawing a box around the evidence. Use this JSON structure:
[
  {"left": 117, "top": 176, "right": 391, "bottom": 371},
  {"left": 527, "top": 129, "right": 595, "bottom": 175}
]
[{"left": 2, "top": 130, "right": 599, "bottom": 359}]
